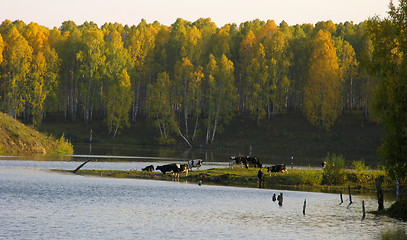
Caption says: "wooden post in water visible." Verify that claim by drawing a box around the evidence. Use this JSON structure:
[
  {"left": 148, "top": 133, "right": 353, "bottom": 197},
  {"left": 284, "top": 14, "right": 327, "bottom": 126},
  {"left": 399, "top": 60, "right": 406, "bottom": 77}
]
[
  {"left": 362, "top": 200, "right": 366, "bottom": 220},
  {"left": 303, "top": 199, "right": 306, "bottom": 215},
  {"left": 376, "top": 176, "right": 384, "bottom": 211},
  {"left": 277, "top": 193, "right": 283, "bottom": 206},
  {"left": 258, "top": 170, "right": 264, "bottom": 188},
  {"left": 340, "top": 191, "right": 343, "bottom": 204},
  {"left": 348, "top": 186, "right": 352, "bottom": 204}
]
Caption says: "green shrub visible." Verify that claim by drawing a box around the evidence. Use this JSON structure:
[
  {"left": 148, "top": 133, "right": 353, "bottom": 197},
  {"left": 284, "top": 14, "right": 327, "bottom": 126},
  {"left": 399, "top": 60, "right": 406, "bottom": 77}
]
[
  {"left": 352, "top": 159, "right": 369, "bottom": 171},
  {"left": 322, "top": 153, "right": 346, "bottom": 185},
  {"left": 54, "top": 133, "right": 74, "bottom": 154},
  {"left": 345, "top": 172, "right": 376, "bottom": 185},
  {"left": 301, "top": 169, "right": 323, "bottom": 185}
]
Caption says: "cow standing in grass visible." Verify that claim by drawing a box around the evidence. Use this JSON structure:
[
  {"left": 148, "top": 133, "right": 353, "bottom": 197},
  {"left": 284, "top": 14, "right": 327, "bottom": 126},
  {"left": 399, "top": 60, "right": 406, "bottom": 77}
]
[
  {"left": 229, "top": 156, "right": 245, "bottom": 168},
  {"left": 156, "top": 163, "right": 188, "bottom": 179},
  {"left": 267, "top": 164, "right": 287, "bottom": 175},
  {"left": 175, "top": 164, "right": 189, "bottom": 177},
  {"left": 230, "top": 156, "right": 262, "bottom": 168},
  {"left": 142, "top": 165, "right": 154, "bottom": 172},
  {"left": 188, "top": 159, "right": 203, "bottom": 170},
  {"left": 156, "top": 164, "right": 179, "bottom": 175},
  {"left": 246, "top": 156, "right": 262, "bottom": 168}
]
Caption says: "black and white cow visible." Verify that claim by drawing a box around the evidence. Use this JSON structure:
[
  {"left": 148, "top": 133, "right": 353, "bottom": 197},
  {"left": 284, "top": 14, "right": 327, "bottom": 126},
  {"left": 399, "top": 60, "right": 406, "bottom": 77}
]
[
  {"left": 156, "top": 163, "right": 188, "bottom": 178},
  {"left": 230, "top": 156, "right": 262, "bottom": 168},
  {"left": 156, "top": 163, "right": 179, "bottom": 175},
  {"left": 229, "top": 156, "right": 247, "bottom": 168},
  {"left": 188, "top": 159, "right": 203, "bottom": 170},
  {"left": 142, "top": 165, "right": 154, "bottom": 172},
  {"left": 267, "top": 164, "right": 287, "bottom": 175},
  {"left": 175, "top": 164, "right": 189, "bottom": 177},
  {"left": 246, "top": 156, "right": 262, "bottom": 168}
]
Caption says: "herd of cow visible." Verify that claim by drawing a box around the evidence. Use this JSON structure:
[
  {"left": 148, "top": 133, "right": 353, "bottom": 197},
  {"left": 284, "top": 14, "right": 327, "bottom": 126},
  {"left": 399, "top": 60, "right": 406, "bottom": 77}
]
[
  {"left": 140, "top": 156, "right": 287, "bottom": 179},
  {"left": 229, "top": 155, "right": 287, "bottom": 174},
  {"left": 141, "top": 159, "right": 203, "bottom": 178}
]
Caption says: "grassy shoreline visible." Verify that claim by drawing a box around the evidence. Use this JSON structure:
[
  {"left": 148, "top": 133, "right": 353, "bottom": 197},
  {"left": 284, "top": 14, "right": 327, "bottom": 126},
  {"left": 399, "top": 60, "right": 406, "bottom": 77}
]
[
  {"left": 55, "top": 167, "right": 397, "bottom": 194},
  {"left": 0, "top": 112, "right": 73, "bottom": 155}
]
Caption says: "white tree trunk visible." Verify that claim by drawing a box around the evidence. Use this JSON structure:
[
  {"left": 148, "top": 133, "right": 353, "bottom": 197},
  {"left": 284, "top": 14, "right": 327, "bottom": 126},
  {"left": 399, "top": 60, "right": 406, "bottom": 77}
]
[
  {"left": 192, "top": 115, "right": 199, "bottom": 141},
  {"left": 178, "top": 128, "right": 192, "bottom": 148}
]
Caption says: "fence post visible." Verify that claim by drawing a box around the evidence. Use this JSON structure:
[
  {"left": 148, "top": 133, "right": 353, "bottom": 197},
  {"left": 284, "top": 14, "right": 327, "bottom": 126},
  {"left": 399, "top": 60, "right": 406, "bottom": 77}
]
[
  {"left": 303, "top": 199, "right": 306, "bottom": 215},
  {"left": 277, "top": 193, "right": 283, "bottom": 206},
  {"left": 376, "top": 176, "right": 384, "bottom": 211}
]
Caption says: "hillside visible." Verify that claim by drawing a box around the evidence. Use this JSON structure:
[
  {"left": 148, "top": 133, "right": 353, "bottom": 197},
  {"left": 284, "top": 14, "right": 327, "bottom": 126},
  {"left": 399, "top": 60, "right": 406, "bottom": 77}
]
[
  {"left": 0, "top": 112, "right": 73, "bottom": 155},
  {"left": 39, "top": 111, "right": 383, "bottom": 167}
]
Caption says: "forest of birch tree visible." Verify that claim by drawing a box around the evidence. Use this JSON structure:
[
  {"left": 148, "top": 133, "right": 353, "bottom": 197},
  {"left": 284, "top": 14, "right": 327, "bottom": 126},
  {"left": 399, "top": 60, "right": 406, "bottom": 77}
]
[{"left": 0, "top": 18, "right": 378, "bottom": 143}]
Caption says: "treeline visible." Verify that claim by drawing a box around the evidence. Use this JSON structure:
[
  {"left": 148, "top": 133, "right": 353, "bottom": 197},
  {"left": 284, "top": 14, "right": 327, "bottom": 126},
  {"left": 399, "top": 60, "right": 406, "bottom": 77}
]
[{"left": 0, "top": 18, "right": 378, "bottom": 143}]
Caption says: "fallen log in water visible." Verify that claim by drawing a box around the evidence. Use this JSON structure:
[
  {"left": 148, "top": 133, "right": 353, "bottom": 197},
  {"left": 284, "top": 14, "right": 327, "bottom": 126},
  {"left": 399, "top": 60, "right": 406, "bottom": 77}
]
[{"left": 72, "top": 159, "right": 92, "bottom": 173}]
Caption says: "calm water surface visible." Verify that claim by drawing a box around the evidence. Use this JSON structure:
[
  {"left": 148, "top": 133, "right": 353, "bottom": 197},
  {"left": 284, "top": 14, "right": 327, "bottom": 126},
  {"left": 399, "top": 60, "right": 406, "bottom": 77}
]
[{"left": 1, "top": 161, "right": 406, "bottom": 239}]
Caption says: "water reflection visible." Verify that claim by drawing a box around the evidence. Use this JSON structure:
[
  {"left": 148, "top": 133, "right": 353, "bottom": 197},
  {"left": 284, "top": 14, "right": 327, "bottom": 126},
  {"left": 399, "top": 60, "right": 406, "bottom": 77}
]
[
  {"left": 1, "top": 167, "right": 405, "bottom": 240},
  {"left": 74, "top": 143, "right": 321, "bottom": 166},
  {"left": 1, "top": 142, "right": 325, "bottom": 167}
]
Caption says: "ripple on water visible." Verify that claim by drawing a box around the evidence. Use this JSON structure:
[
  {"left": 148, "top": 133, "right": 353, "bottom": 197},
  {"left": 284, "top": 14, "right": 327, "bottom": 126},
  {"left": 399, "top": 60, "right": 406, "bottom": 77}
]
[{"left": 0, "top": 166, "right": 406, "bottom": 240}]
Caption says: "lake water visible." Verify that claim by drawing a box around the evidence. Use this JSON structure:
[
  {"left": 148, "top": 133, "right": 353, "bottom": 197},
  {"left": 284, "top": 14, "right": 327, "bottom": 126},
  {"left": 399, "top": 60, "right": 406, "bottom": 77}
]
[{"left": 1, "top": 160, "right": 406, "bottom": 239}]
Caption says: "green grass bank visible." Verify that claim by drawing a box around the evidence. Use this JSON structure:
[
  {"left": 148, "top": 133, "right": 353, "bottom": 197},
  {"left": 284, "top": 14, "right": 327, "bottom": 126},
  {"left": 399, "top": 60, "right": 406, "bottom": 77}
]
[
  {"left": 59, "top": 167, "right": 398, "bottom": 194},
  {"left": 0, "top": 112, "right": 73, "bottom": 155}
]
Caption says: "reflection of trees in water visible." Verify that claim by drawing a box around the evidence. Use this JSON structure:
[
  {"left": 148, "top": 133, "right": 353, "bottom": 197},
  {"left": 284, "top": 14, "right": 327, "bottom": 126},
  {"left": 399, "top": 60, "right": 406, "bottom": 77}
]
[{"left": 75, "top": 143, "right": 327, "bottom": 166}]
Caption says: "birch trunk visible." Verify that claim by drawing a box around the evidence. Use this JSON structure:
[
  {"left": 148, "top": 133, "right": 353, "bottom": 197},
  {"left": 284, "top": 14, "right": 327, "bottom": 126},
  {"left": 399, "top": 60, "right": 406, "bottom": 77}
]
[
  {"left": 192, "top": 115, "right": 199, "bottom": 141},
  {"left": 206, "top": 109, "right": 212, "bottom": 144},
  {"left": 113, "top": 124, "right": 119, "bottom": 138},
  {"left": 211, "top": 101, "right": 221, "bottom": 143},
  {"left": 184, "top": 105, "right": 189, "bottom": 137},
  {"left": 134, "top": 80, "right": 140, "bottom": 121},
  {"left": 178, "top": 128, "right": 192, "bottom": 148},
  {"left": 131, "top": 89, "right": 136, "bottom": 122}
]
